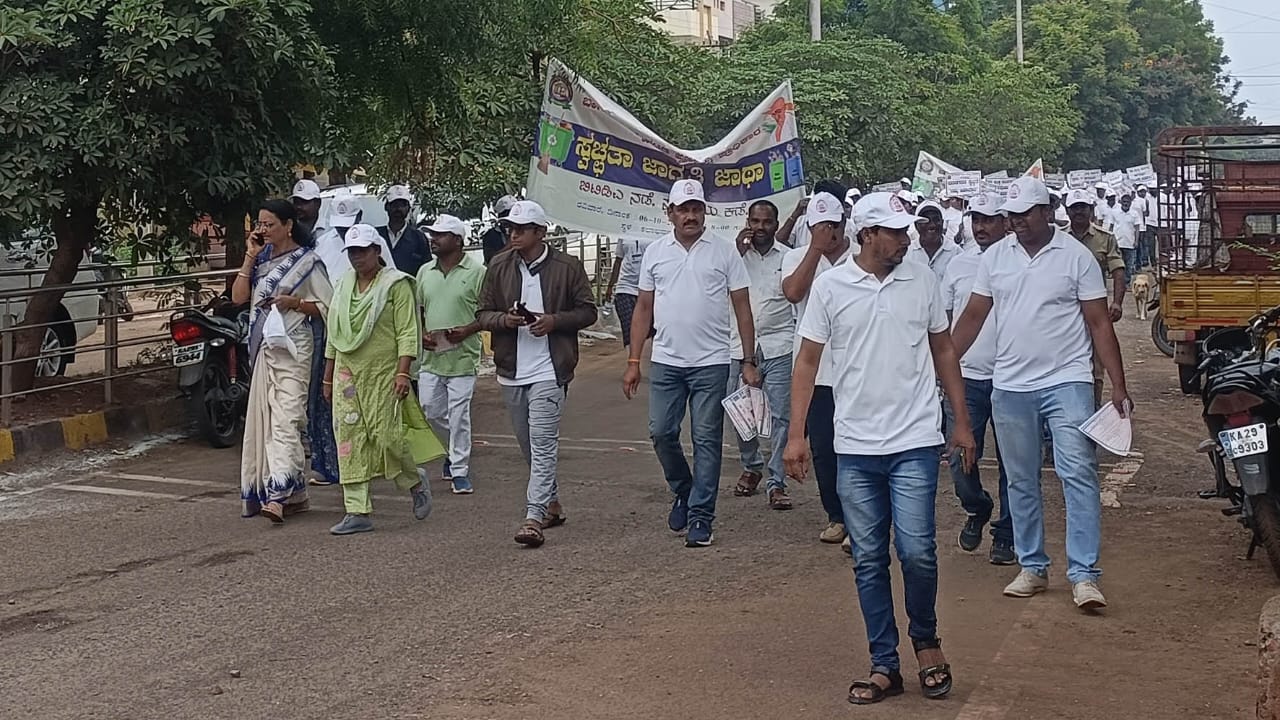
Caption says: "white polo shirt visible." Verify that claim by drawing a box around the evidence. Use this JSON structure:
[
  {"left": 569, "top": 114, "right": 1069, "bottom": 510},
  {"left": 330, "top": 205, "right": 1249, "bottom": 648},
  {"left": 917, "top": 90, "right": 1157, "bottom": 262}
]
[
  {"left": 730, "top": 243, "right": 795, "bottom": 361},
  {"left": 781, "top": 244, "right": 853, "bottom": 387},
  {"left": 496, "top": 247, "right": 558, "bottom": 387},
  {"left": 972, "top": 229, "right": 1107, "bottom": 392},
  {"left": 639, "top": 231, "right": 751, "bottom": 368},
  {"left": 1111, "top": 207, "right": 1142, "bottom": 250},
  {"left": 613, "top": 236, "right": 653, "bottom": 296},
  {"left": 798, "top": 259, "right": 949, "bottom": 455},
  {"left": 905, "top": 239, "right": 961, "bottom": 281},
  {"left": 941, "top": 241, "right": 997, "bottom": 381}
]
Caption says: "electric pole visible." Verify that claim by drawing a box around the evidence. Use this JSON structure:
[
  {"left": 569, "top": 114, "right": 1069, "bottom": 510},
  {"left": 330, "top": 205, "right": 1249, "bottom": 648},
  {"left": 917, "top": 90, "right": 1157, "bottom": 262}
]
[
  {"left": 1015, "top": 0, "right": 1024, "bottom": 64},
  {"left": 810, "top": 0, "right": 821, "bottom": 41}
]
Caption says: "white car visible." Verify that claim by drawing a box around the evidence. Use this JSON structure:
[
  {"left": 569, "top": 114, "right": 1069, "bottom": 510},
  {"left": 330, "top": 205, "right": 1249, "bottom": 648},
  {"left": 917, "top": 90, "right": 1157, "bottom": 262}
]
[{"left": 0, "top": 243, "right": 99, "bottom": 377}]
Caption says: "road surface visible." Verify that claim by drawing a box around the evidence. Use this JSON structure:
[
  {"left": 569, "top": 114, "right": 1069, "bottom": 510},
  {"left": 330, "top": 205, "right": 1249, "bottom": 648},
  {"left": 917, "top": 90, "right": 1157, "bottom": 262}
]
[{"left": 0, "top": 315, "right": 1268, "bottom": 719}]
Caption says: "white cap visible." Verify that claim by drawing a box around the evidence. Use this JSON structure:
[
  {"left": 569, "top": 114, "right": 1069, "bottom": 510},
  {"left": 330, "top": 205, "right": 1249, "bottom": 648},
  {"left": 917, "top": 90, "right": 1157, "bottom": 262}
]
[
  {"left": 916, "top": 199, "right": 944, "bottom": 216},
  {"left": 899, "top": 177, "right": 912, "bottom": 185},
  {"left": 806, "top": 192, "right": 845, "bottom": 228},
  {"left": 1105, "top": 188, "right": 1117, "bottom": 198},
  {"left": 999, "top": 176, "right": 1052, "bottom": 214},
  {"left": 343, "top": 224, "right": 381, "bottom": 250},
  {"left": 851, "top": 192, "right": 923, "bottom": 233},
  {"left": 502, "top": 200, "right": 550, "bottom": 227},
  {"left": 895, "top": 189, "right": 917, "bottom": 205},
  {"left": 1064, "top": 189, "right": 1095, "bottom": 207},
  {"left": 329, "top": 194, "right": 361, "bottom": 226},
  {"left": 385, "top": 184, "right": 413, "bottom": 204},
  {"left": 290, "top": 179, "right": 321, "bottom": 201},
  {"left": 844, "top": 188, "right": 862, "bottom": 206},
  {"left": 1136, "top": 183, "right": 1148, "bottom": 191},
  {"left": 1094, "top": 181, "right": 1109, "bottom": 191},
  {"left": 668, "top": 179, "right": 705, "bottom": 207},
  {"left": 426, "top": 214, "right": 469, "bottom": 239},
  {"left": 494, "top": 195, "right": 518, "bottom": 215},
  {"left": 966, "top": 192, "right": 1005, "bottom": 217}
]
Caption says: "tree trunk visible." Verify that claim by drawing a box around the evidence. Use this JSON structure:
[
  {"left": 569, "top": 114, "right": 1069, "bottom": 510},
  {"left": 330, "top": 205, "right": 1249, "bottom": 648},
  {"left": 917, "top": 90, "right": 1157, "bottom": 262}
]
[
  {"left": 217, "top": 202, "right": 249, "bottom": 295},
  {"left": 9, "top": 200, "right": 98, "bottom": 392}
]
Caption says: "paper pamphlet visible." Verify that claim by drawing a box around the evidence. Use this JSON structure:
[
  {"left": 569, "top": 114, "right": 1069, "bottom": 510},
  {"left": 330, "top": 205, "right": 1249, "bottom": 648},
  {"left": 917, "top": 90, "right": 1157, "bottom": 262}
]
[
  {"left": 1079, "top": 402, "right": 1132, "bottom": 456},
  {"left": 427, "top": 330, "right": 458, "bottom": 354},
  {"left": 722, "top": 384, "right": 771, "bottom": 442}
]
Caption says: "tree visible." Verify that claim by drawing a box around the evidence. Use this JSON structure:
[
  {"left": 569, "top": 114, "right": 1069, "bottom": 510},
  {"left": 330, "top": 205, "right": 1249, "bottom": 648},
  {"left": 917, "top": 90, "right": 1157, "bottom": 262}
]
[{"left": 0, "top": 0, "right": 333, "bottom": 390}]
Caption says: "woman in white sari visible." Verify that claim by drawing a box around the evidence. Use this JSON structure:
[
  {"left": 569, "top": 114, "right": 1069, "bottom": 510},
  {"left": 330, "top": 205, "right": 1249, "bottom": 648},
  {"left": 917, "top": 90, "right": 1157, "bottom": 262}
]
[{"left": 232, "top": 199, "right": 335, "bottom": 522}]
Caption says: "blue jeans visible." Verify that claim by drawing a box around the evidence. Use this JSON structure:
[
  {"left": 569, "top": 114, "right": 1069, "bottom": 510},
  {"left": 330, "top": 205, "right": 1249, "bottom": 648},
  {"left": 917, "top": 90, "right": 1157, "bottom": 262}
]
[
  {"left": 943, "top": 378, "right": 1013, "bottom": 545},
  {"left": 838, "top": 447, "right": 941, "bottom": 671},
  {"left": 649, "top": 362, "right": 730, "bottom": 524},
  {"left": 1121, "top": 248, "right": 1136, "bottom": 285},
  {"left": 729, "top": 355, "right": 791, "bottom": 491},
  {"left": 807, "top": 386, "right": 843, "bottom": 524},
  {"left": 991, "top": 382, "right": 1102, "bottom": 583}
]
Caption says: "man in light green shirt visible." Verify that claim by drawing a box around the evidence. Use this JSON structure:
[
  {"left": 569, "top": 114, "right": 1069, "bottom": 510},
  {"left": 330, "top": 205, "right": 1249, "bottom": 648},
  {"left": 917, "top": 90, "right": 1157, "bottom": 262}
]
[{"left": 416, "top": 215, "right": 486, "bottom": 494}]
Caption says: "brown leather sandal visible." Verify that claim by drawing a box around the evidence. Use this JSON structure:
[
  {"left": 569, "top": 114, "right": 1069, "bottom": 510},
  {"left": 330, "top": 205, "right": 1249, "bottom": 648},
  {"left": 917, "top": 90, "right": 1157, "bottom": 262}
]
[
  {"left": 260, "top": 501, "right": 285, "bottom": 523},
  {"left": 542, "top": 502, "right": 567, "bottom": 528},
  {"left": 733, "top": 471, "right": 762, "bottom": 497},
  {"left": 768, "top": 488, "right": 793, "bottom": 511},
  {"left": 514, "top": 520, "right": 545, "bottom": 547}
]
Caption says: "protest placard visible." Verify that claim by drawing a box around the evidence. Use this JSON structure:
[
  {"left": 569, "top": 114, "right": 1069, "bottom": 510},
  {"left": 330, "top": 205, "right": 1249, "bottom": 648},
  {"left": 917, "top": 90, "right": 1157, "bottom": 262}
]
[
  {"left": 1127, "top": 163, "right": 1156, "bottom": 187},
  {"left": 911, "top": 151, "right": 962, "bottom": 199},
  {"left": 945, "top": 170, "right": 982, "bottom": 198},
  {"left": 1067, "top": 169, "right": 1103, "bottom": 189}
]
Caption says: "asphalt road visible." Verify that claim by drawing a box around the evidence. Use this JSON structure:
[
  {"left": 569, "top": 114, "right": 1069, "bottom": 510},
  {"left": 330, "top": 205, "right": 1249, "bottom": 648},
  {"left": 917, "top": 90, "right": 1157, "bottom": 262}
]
[{"left": 0, "top": 315, "right": 1270, "bottom": 719}]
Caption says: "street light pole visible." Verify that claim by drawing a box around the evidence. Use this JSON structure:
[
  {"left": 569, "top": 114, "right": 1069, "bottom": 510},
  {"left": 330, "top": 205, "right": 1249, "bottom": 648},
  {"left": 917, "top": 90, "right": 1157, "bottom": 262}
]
[
  {"left": 810, "top": 0, "right": 821, "bottom": 41},
  {"left": 1015, "top": 0, "right": 1024, "bottom": 64}
]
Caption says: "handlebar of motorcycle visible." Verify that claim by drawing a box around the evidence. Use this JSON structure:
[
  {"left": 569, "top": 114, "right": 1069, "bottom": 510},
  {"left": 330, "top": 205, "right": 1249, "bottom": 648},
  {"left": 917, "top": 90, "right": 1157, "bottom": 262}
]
[{"left": 1250, "top": 304, "right": 1280, "bottom": 332}]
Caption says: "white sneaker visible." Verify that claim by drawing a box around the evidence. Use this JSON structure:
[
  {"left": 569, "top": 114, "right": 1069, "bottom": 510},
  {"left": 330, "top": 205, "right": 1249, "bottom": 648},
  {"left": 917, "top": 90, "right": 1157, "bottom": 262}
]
[
  {"left": 820, "top": 522, "right": 847, "bottom": 543},
  {"left": 841, "top": 535, "right": 852, "bottom": 555},
  {"left": 1072, "top": 580, "right": 1107, "bottom": 610},
  {"left": 1002, "top": 570, "right": 1049, "bottom": 598}
]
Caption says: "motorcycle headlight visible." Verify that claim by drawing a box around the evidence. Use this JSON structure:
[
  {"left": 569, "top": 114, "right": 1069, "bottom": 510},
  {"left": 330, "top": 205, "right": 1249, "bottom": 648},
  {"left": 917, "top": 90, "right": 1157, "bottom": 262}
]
[{"left": 1207, "top": 390, "right": 1265, "bottom": 416}]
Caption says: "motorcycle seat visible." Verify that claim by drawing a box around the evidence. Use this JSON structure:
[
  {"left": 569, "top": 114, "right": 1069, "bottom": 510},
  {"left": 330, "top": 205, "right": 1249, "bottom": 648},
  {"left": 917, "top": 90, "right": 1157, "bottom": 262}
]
[{"left": 206, "top": 315, "right": 241, "bottom": 334}]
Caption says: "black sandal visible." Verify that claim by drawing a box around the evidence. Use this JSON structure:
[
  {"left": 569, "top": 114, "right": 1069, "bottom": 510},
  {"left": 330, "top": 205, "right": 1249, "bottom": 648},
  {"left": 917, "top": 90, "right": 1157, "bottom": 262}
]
[
  {"left": 912, "top": 637, "right": 953, "bottom": 699},
  {"left": 847, "top": 666, "right": 904, "bottom": 705}
]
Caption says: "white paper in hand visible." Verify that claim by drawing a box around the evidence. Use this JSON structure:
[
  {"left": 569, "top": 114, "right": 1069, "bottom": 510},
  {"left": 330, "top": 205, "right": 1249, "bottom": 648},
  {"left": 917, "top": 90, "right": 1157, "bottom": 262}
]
[
  {"left": 722, "top": 385, "right": 758, "bottom": 442},
  {"left": 1079, "top": 402, "right": 1132, "bottom": 456},
  {"left": 263, "top": 304, "right": 299, "bottom": 361}
]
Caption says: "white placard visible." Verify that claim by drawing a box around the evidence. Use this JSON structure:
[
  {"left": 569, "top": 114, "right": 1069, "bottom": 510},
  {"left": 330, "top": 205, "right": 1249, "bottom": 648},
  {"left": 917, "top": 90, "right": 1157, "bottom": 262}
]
[{"left": 1067, "top": 169, "right": 1103, "bottom": 189}]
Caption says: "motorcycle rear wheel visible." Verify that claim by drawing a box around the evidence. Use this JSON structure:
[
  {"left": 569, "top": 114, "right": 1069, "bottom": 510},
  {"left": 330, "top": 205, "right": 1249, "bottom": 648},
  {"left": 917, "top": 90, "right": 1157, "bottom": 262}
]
[
  {"left": 189, "top": 359, "right": 243, "bottom": 449},
  {"left": 1249, "top": 494, "right": 1280, "bottom": 582},
  {"left": 1151, "top": 312, "right": 1174, "bottom": 358}
]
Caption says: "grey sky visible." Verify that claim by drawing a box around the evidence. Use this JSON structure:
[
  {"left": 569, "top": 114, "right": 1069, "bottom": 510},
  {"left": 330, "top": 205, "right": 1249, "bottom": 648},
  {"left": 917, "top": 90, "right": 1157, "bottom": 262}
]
[{"left": 1202, "top": 0, "right": 1280, "bottom": 125}]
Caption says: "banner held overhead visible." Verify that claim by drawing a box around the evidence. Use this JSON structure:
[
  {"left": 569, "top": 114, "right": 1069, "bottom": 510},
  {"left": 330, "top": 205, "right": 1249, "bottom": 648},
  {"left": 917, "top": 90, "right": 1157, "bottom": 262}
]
[{"left": 526, "top": 59, "right": 805, "bottom": 238}]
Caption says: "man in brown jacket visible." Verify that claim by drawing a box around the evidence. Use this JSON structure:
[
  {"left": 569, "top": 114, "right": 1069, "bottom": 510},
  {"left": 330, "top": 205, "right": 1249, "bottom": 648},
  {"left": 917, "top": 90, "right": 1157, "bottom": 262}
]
[{"left": 477, "top": 200, "right": 597, "bottom": 547}]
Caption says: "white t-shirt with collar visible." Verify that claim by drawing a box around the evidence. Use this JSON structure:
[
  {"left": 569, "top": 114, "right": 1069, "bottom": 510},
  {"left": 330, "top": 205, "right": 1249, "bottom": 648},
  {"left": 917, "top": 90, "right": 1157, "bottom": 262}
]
[
  {"left": 730, "top": 243, "right": 795, "bottom": 361},
  {"left": 496, "top": 246, "right": 558, "bottom": 387},
  {"left": 905, "top": 239, "right": 961, "bottom": 281},
  {"left": 798, "top": 258, "right": 949, "bottom": 455},
  {"left": 781, "top": 244, "right": 853, "bottom": 387},
  {"left": 639, "top": 231, "right": 751, "bottom": 368},
  {"left": 941, "top": 241, "right": 998, "bottom": 381},
  {"left": 1111, "top": 207, "right": 1142, "bottom": 249},
  {"left": 972, "top": 229, "right": 1108, "bottom": 393}
]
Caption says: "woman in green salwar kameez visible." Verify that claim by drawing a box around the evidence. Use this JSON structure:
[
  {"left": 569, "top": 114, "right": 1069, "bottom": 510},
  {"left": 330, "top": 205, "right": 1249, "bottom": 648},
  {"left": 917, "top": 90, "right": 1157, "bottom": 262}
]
[{"left": 322, "top": 224, "right": 445, "bottom": 535}]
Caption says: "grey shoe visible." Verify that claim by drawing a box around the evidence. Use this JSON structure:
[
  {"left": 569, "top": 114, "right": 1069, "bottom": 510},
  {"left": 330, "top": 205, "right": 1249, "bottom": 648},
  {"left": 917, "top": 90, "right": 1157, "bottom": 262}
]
[
  {"left": 1003, "top": 570, "right": 1049, "bottom": 598},
  {"left": 1072, "top": 580, "right": 1107, "bottom": 610},
  {"left": 412, "top": 484, "right": 433, "bottom": 521},
  {"left": 330, "top": 514, "right": 374, "bottom": 535}
]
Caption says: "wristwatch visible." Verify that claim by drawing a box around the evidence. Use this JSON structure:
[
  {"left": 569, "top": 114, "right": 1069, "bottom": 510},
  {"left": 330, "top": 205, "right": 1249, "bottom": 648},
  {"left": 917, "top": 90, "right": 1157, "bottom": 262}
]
[{"left": 742, "top": 356, "right": 758, "bottom": 366}]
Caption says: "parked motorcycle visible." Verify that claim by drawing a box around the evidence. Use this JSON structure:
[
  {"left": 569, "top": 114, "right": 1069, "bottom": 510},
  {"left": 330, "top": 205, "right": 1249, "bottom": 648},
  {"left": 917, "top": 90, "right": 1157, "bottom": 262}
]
[
  {"left": 169, "top": 295, "right": 250, "bottom": 448},
  {"left": 1197, "top": 306, "right": 1280, "bottom": 580}
]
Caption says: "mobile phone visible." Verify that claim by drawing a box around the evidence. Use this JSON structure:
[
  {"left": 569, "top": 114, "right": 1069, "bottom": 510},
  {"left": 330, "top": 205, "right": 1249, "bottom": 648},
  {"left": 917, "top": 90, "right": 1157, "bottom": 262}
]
[{"left": 515, "top": 302, "right": 539, "bottom": 323}]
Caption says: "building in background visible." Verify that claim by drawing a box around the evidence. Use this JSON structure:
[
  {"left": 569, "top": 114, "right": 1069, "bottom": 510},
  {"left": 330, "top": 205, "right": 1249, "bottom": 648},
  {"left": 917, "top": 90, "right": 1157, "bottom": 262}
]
[{"left": 649, "top": 0, "right": 779, "bottom": 46}]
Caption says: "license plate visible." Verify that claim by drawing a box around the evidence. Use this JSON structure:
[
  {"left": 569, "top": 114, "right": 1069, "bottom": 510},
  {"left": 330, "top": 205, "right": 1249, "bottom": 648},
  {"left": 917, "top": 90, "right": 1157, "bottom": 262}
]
[
  {"left": 1219, "top": 423, "right": 1269, "bottom": 460},
  {"left": 172, "top": 343, "right": 205, "bottom": 367}
]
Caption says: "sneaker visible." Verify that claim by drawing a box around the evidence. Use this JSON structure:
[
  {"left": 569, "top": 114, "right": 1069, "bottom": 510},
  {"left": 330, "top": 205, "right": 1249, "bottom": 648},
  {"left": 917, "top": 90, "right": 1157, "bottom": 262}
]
[
  {"left": 1072, "top": 580, "right": 1107, "bottom": 610},
  {"left": 1002, "top": 570, "right": 1048, "bottom": 598},
  {"left": 411, "top": 484, "right": 433, "bottom": 520},
  {"left": 667, "top": 496, "right": 689, "bottom": 533},
  {"left": 989, "top": 541, "right": 1017, "bottom": 566},
  {"left": 450, "top": 476, "right": 474, "bottom": 495},
  {"left": 820, "top": 522, "right": 847, "bottom": 544},
  {"left": 841, "top": 535, "right": 852, "bottom": 555},
  {"left": 958, "top": 514, "right": 988, "bottom": 552},
  {"left": 330, "top": 514, "right": 374, "bottom": 535},
  {"left": 685, "top": 519, "right": 714, "bottom": 547}
]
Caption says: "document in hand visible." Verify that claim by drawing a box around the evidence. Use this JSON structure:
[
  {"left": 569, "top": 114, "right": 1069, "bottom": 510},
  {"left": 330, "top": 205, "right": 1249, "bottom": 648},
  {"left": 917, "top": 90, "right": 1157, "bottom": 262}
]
[
  {"left": 722, "top": 385, "right": 772, "bottom": 442},
  {"left": 1079, "top": 402, "right": 1133, "bottom": 456}
]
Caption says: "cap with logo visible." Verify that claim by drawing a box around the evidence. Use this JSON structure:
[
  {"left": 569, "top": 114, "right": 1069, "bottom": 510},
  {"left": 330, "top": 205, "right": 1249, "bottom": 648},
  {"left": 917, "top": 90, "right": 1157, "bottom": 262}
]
[
  {"left": 894, "top": 189, "right": 918, "bottom": 205},
  {"left": 494, "top": 195, "right": 518, "bottom": 216},
  {"left": 385, "top": 184, "right": 414, "bottom": 205},
  {"left": 1064, "top": 189, "right": 1096, "bottom": 208},
  {"left": 916, "top": 199, "right": 944, "bottom": 216},
  {"left": 343, "top": 224, "right": 382, "bottom": 250},
  {"left": 502, "top": 200, "right": 550, "bottom": 227},
  {"left": 844, "top": 188, "right": 862, "bottom": 206},
  {"left": 668, "top": 179, "right": 706, "bottom": 207},
  {"left": 290, "top": 179, "right": 321, "bottom": 201},
  {"left": 329, "top": 194, "right": 362, "bottom": 226},
  {"left": 1094, "top": 181, "right": 1110, "bottom": 191},
  {"left": 426, "top": 214, "right": 469, "bottom": 239},
  {"left": 852, "top": 192, "right": 924, "bottom": 233},
  {"left": 999, "top": 176, "right": 1052, "bottom": 214},
  {"left": 966, "top": 192, "right": 1005, "bottom": 217},
  {"left": 806, "top": 192, "right": 845, "bottom": 228}
]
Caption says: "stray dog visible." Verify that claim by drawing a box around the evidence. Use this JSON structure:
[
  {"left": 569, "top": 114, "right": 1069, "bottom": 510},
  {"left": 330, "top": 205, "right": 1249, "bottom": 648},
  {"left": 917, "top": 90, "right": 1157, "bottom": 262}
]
[{"left": 1132, "top": 272, "right": 1152, "bottom": 320}]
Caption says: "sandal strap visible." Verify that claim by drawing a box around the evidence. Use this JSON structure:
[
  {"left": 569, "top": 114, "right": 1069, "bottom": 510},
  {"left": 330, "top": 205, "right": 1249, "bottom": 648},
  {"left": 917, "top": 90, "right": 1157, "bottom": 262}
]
[
  {"left": 912, "top": 636, "right": 943, "bottom": 652},
  {"left": 918, "top": 662, "right": 951, "bottom": 678}
]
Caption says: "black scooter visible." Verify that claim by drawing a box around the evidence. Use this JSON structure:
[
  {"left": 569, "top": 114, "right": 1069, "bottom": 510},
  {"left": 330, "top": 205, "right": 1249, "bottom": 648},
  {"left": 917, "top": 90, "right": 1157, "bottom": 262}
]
[
  {"left": 1197, "top": 306, "right": 1280, "bottom": 581},
  {"left": 170, "top": 295, "right": 250, "bottom": 448}
]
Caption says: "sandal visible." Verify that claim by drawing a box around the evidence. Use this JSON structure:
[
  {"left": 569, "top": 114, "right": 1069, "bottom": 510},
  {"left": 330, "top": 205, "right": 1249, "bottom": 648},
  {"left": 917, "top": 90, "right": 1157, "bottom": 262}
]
[
  {"left": 847, "top": 666, "right": 904, "bottom": 705},
  {"left": 260, "top": 501, "right": 285, "bottom": 524},
  {"left": 543, "top": 504, "right": 567, "bottom": 529},
  {"left": 283, "top": 499, "right": 310, "bottom": 517},
  {"left": 768, "top": 488, "right": 793, "bottom": 511},
  {"left": 912, "top": 637, "right": 953, "bottom": 699},
  {"left": 514, "top": 520, "right": 545, "bottom": 548},
  {"left": 733, "top": 471, "right": 762, "bottom": 497}
]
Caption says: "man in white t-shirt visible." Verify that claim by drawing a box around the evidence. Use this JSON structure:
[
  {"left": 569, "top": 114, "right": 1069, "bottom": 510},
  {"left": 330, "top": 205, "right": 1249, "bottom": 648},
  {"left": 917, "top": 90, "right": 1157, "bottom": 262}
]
[
  {"left": 951, "top": 176, "right": 1132, "bottom": 612},
  {"left": 1134, "top": 184, "right": 1159, "bottom": 269},
  {"left": 906, "top": 200, "right": 961, "bottom": 280},
  {"left": 940, "top": 192, "right": 1014, "bottom": 565},
  {"left": 622, "top": 179, "right": 760, "bottom": 548},
  {"left": 603, "top": 235, "right": 655, "bottom": 349},
  {"left": 780, "top": 191, "right": 855, "bottom": 547},
  {"left": 775, "top": 178, "right": 848, "bottom": 249},
  {"left": 1112, "top": 193, "right": 1144, "bottom": 284},
  {"left": 784, "top": 191, "right": 975, "bottom": 705}
]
